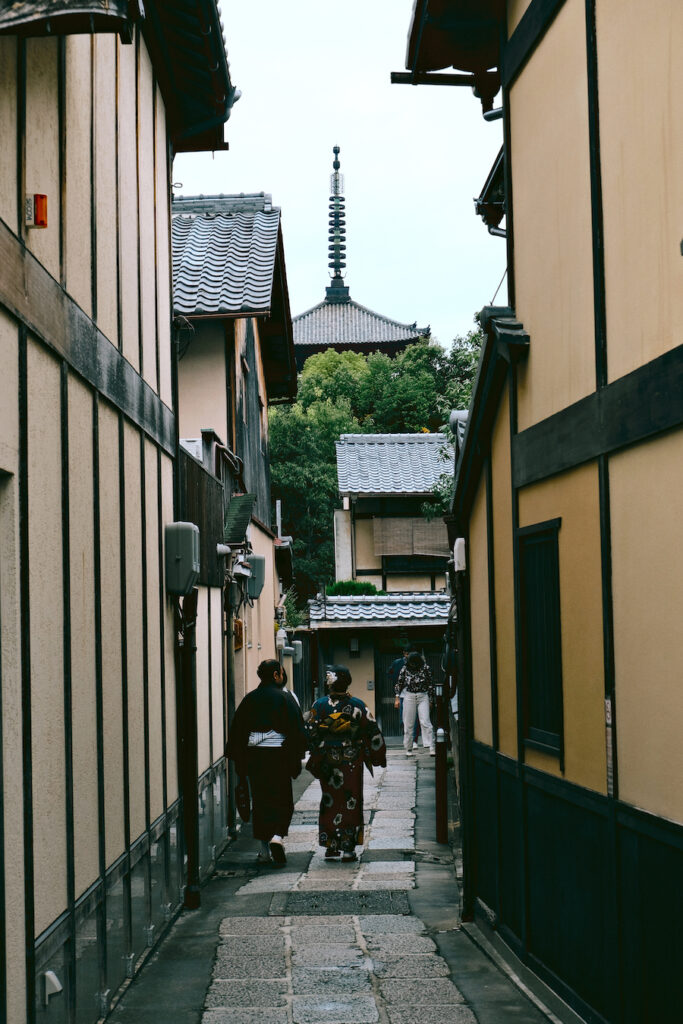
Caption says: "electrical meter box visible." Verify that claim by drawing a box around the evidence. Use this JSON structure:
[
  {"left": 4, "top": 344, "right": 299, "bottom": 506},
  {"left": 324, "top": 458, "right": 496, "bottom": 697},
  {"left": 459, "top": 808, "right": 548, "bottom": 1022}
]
[
  {"left": 246, "top": 554, "right": 266, "bottom": 599},
  {"left": 165, "top": 522, "right": 200, "bottom": 595}
]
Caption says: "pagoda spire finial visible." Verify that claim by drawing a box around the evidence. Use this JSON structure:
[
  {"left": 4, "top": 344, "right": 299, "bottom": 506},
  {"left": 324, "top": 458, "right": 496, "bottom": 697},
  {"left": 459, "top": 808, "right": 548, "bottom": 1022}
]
[{"left": 326, "top": 145, "right": 350, "bottom": 303}]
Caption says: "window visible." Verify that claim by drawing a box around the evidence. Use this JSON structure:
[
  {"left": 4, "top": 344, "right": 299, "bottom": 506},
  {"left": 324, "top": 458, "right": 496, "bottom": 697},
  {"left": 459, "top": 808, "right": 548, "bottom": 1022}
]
[{"left": 518, "top": 518, "right": 563, "bottom": 761}]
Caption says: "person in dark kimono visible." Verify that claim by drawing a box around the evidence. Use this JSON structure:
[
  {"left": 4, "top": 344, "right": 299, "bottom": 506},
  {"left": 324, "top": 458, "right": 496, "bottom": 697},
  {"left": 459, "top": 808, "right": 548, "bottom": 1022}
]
[
  {"left": 306, "top": 665, "right": 386, "bottom": 862},
  {"left": 226, "top": 659, "right": 307, "bottom": 866}
]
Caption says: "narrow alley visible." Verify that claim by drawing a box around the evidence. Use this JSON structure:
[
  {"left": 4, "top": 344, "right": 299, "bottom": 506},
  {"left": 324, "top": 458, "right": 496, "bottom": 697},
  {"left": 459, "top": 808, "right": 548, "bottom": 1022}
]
[{"left": 108, "top": 745, "right": 553, "bottom": 1024}]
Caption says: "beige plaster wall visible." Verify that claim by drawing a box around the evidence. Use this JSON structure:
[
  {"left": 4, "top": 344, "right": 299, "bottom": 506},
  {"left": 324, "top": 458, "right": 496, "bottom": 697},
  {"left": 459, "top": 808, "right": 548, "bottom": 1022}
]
[
  {"left": 243, "top": 525, "right": 278, "bottom": 690},
  {"left": 27, "top": 343, "right": 67, "bottom": 935},
  {"left": 386, "top": 576, "right": 435, "bottom": 593},
  {"left": 25, "top": 38, "right": 60, "bottom": 280},
  {"left": 511, "top": 0, "right": 596, "bottom": 430},
  {"left": 354, "top": 518, "right": 381, "bottom": 571},
  {"left": 334, "top": 509, "right": 353, "bottom": 581},
  {"left": 98, "top": 403, "right": 125, "bottom": 864},
  {"left": 597, "top": 0, "right": 683, "bottom": 382},
  {"left": 508, "top": 0, "right": 533, "bottom": 35},
  {"left": 519, "top": 462, "right": 606, "bottom": 793},
  {"left": 610, "top": 431, "right": 683, "bottom": 824},
  {"left": 469, "top": 477, "right": 493, "bottom": 746},
  {"left": 118, "top": 38, "right": 140, "bottom": 370},
  {"left": 178, "top": 322, "right": 228, "bottom": 441},
  {"left": 490, "top": 389, "right": 517, "bottom": 757},
  {"left": 210, "top": 587, "right": 225, "bottom": 761},
  {"left": 160, "top": 453, "right": 178, "bottom": 802},
  {"left": 124, "top": 422, "right": 146, "bottom": 839},
  {"left": 65, "top": 35, "right": 93, "bottom": 317},
  {"left": 196, "top": 585, "right": 212, "bottom": 776},
  {"left": 94, "top": 34, "right": 119, "bottom": 346},
  {"left": 68, "top": 376, "right": 99, "bottom": 897},
  {"left": 0, "top": 39, "right": 17, "bottom": 230},
  {"left": 144, "top": 440, "right": 164, "bottom": 822},
  {"left": 138, "top": 43, "right": 157, "bottom": 390},
  {"left": 0, "top": 314, "right": 27, "bottom": 1023},
  {"left": 155, "top": 88, "right": 173, "bottom": 406},
  {"left": 328, "top": 639, "right": 377, "bottom": 719}
]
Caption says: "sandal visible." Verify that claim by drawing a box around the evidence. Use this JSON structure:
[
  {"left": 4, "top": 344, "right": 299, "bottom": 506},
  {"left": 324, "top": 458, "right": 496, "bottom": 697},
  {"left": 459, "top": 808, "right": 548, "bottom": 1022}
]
[
  {"left": 341, "top": 852, "right": 358, "bottom": 863},
  {"left": 325, "top": 848, "right": 341, "bottom": 860},
  {"left": 269, "top": 839, "right": 287, "bottom": 867}
]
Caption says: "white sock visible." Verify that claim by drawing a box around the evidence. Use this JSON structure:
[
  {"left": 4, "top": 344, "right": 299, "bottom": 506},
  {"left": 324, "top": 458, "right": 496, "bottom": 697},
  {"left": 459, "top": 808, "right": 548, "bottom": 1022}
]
[{"left": 271, "top": 834, "right": 283, "bottom": 844}]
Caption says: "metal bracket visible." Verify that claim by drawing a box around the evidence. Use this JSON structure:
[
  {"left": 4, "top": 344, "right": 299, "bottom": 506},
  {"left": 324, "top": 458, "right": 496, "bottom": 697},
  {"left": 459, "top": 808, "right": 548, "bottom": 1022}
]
[
  {"left": 125, "top": 952, "right": 135, "bottom": 978},
  {"left": 146, "top": 924, "right": 156, "bottom": 948}
]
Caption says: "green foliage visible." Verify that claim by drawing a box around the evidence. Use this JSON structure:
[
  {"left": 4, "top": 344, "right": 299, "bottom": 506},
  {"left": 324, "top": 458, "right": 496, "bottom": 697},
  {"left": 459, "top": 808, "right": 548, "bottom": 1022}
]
[
  {"left": 325, "top": 580, "right": 386, "bottom": 597},
  {"left": 282, "top": 587, "right": 306, "bottom": 628},
  {"left": 270, "top": 330, "right": 483, "bottom": 601}
]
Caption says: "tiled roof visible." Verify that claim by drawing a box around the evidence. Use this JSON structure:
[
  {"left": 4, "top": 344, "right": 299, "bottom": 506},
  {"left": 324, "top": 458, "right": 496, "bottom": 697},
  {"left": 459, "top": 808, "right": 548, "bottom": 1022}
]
[
  {"left": 308, "top": 592, "right": 450, "bottom": 628},
  {"left": 172, "top": 194, "right": 280, "bottom": 317},
  {"left": 336, "top": 433, "right": 453, "bottom": 497},
  {"left": 293, "top": 297, "right": 428, "bottom": 347}
]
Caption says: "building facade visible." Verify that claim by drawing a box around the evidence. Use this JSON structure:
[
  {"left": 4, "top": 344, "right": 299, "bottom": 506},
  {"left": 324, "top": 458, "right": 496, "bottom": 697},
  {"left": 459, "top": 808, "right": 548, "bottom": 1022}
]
[
  {"left": 0, "top": 4, "right": 238, "bottom": 1021},
  {"left": 399, "top": 1, "right": 683, "bottom": 1020},
  {"left": 310, "top": 433, "right": 452, "bottom": 734}
]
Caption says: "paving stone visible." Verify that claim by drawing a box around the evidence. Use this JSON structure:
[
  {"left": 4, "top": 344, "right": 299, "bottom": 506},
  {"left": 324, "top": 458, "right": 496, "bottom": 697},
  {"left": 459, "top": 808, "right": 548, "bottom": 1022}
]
[
  {"left": 203, "top": 1011, "right": 289, "bottom": 1024},
  {"left": 368, "top": 838, "right": 415, "bottom": 851},
  {"left": 365, "top": 935, "right": 436, "bottom": 954},
  {"left": 218, "top": 916, "right": 285, "bottom": 936},
  {"left": 235, "top": 873, "right": 302, "bottom": 894},
  {"left": 291, "top": 966, "right": 373, "bottom": 994},
  {"left": 289, "top": 925, "right": 357, "bottom": 945},
  {"left": 298, "top": 879, "right": 357, "bottom": 891},
  {"left": 212, "top": 952, "right": 287, "bottom": 979},
  {"left": 292, "top": 943, "right": 367, "bottom": 968},
  {"left": 370, "top": 954, "right": 450, "bottom": 978},
  {"left": 386, "top": 1009, "right": 476, "bottom": 1024},
  {"left": 356, "top": 879, "right": 414, "bottom": 891},
  {"left": 289, "top": 915, "right": 355, "bottom": 927},
  {"left": 205, "top": 979, "right": 287, "bottom": 1008},
  {"left": 292, "top": 994, "right": 379, "bottom": 1024},
  {"left": 359, "top": 915, "right": 425, "bottom": 935},
  {"left": 379, "top": 979, "right": 464, "bottom": 1004},
  {"left": 363, "top": 861, "right": 414, "bottom": 874},
  {"left": 213, "top": 935, "right": 285, "bottom": 955}
]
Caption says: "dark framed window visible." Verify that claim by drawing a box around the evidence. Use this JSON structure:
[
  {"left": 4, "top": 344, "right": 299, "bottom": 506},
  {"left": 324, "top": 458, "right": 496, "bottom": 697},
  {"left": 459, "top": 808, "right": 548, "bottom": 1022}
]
[{"left": 518, "top": 518, "right": 564, "bottom": 764}]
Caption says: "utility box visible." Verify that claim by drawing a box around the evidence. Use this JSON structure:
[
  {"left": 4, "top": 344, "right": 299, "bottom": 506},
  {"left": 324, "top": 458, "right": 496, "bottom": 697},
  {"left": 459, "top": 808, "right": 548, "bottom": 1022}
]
[
  {"left": 165, "top": 522, "right": 200, "bottom": 595},
  {"left": 246, "top": 554, "right": 266, "bottom": 600},
  {"left": 292, "top": 640, "right": 303, "bottom": 665}
]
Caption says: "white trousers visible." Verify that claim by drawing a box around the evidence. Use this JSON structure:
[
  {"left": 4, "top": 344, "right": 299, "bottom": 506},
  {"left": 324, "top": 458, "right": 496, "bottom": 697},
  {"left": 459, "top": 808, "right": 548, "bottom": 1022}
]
[{"left": 402, "top": 692, "right": 433, "bottom": 753}]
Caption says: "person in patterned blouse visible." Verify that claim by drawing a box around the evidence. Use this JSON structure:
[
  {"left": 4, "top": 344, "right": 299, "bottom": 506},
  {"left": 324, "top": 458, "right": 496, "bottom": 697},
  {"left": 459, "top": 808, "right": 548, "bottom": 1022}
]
[
  {"left": 394, "top": 651, "right": 435, "bottom": 757},
  {"left": 306, "top": 666, "right": 387, "bottom": 862}
]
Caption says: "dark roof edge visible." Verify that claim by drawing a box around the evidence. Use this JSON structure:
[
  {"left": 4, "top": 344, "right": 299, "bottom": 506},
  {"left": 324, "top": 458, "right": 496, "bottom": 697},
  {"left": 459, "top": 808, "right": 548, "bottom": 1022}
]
[{"left": 449, "top": 307, "right": 529, "bottom": 536}]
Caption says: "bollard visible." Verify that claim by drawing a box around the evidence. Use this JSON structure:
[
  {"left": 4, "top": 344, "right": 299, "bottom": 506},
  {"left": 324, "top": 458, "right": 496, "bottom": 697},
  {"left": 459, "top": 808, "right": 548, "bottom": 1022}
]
[{"left": 435, "top": 726, "right": 448, "bottom": 844}]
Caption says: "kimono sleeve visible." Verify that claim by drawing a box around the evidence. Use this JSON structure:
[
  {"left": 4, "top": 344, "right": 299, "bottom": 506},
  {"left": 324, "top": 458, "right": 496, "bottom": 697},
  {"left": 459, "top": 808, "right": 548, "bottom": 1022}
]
[{"left": 363, "top": 707, "right": 387, "bottom": 769}]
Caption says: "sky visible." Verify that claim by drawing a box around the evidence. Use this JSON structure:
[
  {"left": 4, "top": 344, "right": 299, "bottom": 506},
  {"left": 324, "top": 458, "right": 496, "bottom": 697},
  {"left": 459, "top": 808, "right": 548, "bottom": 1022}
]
[{"left": 173, "top": 0, "right": 507, "bottom": 348}]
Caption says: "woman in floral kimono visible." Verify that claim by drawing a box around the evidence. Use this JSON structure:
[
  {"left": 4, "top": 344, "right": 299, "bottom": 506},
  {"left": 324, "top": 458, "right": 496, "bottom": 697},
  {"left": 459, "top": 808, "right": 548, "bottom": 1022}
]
[{"left": 306, "top": 665, "right": 386, "bottom": 862}]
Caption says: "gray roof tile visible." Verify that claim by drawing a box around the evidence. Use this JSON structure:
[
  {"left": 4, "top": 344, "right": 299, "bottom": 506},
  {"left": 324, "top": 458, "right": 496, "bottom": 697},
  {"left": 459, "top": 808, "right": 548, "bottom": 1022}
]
[
  {"left": 308, "top": 593, "right": 449, "bottom": 627},
  {"left": 336, "top": 434, "right": 453, "bottom": 497},
  {"left": 293, "top": 297, "right": 428, "bottom": 348},
  {"left": 172, "top": 195, "right": 280, "bottom": 316}
]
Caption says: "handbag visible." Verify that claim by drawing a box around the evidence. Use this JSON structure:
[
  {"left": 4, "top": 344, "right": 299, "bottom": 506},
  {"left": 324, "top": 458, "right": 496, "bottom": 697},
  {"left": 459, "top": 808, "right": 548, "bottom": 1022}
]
[{"left": 235, "top": 774, "right": 251, "bottom": 823}]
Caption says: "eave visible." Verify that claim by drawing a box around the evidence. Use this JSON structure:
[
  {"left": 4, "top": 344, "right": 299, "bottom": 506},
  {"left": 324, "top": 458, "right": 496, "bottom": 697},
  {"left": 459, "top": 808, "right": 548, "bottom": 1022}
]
[
  {"left": 449, "top": 307, "right": 529, "bottom": 536},
  {"left": 143, "top": 0, "right": 238, "bottom": 153},
  {"left": 475, "top": 145, "right": 505, "bottom": 230}
]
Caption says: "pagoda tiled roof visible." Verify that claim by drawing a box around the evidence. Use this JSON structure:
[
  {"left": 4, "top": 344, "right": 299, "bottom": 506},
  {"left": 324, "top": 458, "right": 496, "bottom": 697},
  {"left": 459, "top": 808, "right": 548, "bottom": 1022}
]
[{"left": 293, "top": 297, "right": 428, "bottom": 348}]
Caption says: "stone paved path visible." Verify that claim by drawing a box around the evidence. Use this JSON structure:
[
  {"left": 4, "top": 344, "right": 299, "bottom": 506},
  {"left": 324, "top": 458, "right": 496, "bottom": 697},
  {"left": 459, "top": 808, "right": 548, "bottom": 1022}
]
[
  {"left": 109, "top": 745, "right": 553, "bottom": 1024},
  {"left": 202, "top": 752, "right": 473, "bottom": 1024}
]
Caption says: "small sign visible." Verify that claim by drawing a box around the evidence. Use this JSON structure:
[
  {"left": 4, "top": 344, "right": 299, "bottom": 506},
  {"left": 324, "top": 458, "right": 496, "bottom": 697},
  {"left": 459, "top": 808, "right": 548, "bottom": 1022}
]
[{"left": 367, "top": 680, "right": 374, "bottom": 690}]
